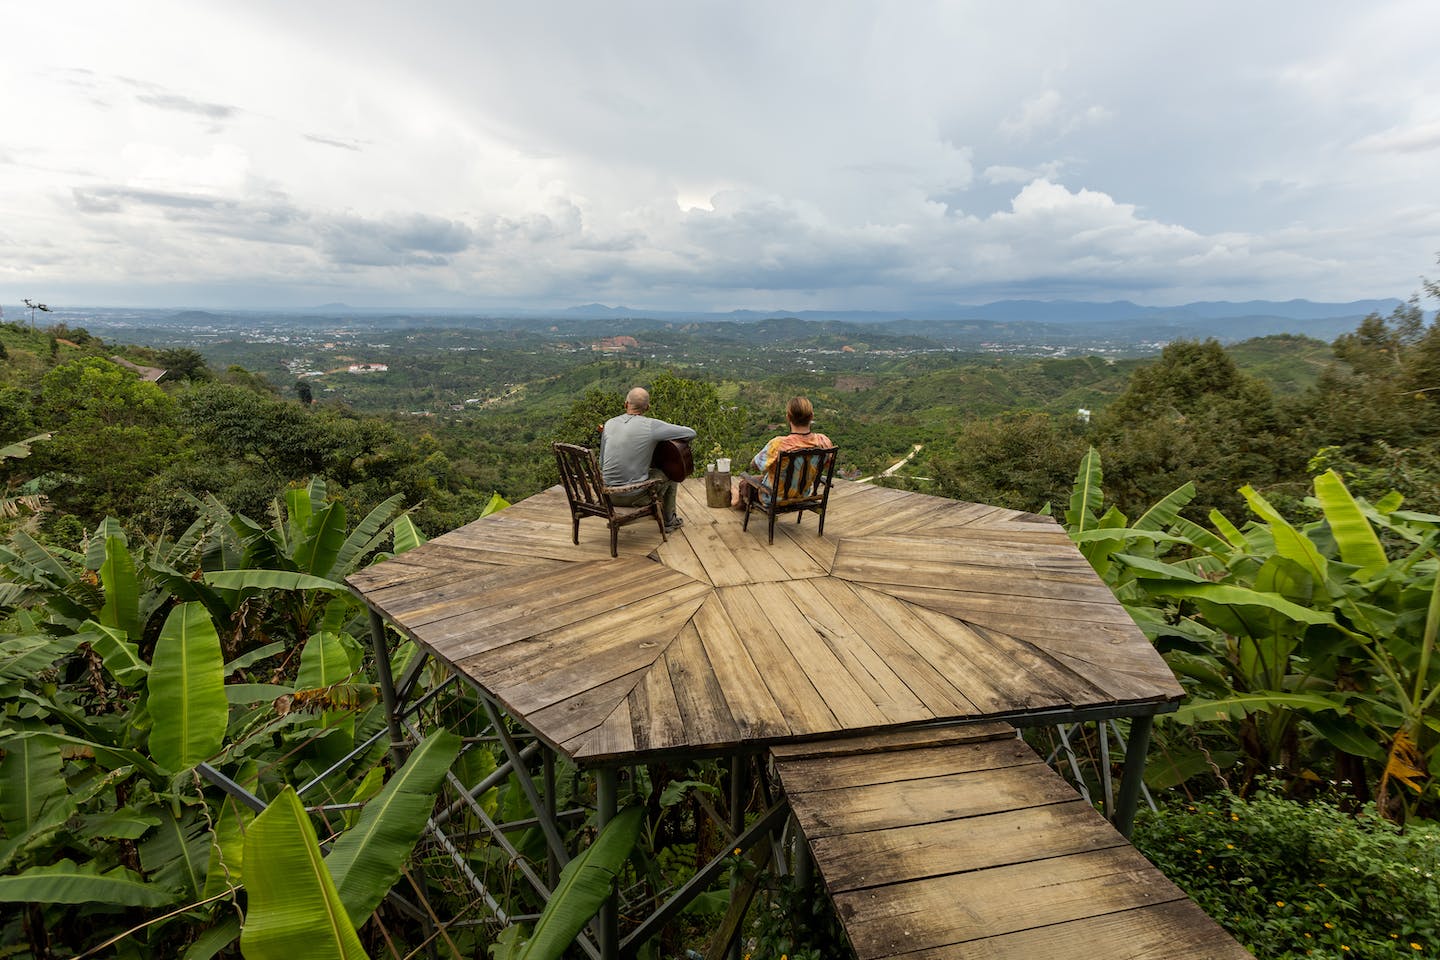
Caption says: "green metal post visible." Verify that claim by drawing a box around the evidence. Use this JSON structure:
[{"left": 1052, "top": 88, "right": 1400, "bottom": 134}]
[
  {"left": 597, "top": 767, "right": 619, "bottom": 960},
  {"left": 367, "top": 608, "right": 407, "bottom": 767},
  {"left": 1113, "top": 714, "right": 1154, "bottom": 838}
]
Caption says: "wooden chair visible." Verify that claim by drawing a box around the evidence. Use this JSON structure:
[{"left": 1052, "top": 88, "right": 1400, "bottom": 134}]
[
  {"left": 742, "top": 446, "right": 839, "bottom": 544},
  {"left": 552, "top": 442, "right": 668, "bottom": 558}
]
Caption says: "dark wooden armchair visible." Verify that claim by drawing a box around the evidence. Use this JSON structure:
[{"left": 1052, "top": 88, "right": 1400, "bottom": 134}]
[
  {"left": 552, "top": 442, "right": 668, "bottom": 557},
  {"left": 742, "top": 446, "right": 839, "bottom": 544}
]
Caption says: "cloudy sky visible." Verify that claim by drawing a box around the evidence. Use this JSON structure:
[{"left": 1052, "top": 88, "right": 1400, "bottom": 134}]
[{"left": 3, "top": 1, "right": 1439, "bottom": 313}]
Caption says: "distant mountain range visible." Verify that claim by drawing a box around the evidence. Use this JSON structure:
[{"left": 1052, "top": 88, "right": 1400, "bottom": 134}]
[{"left": 538, "top": 298, "right": 1408, "bottom": 344}]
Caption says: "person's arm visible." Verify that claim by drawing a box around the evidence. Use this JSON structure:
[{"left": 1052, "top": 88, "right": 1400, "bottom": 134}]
[{"left": 650, "top": 420, "right": 696, "bottom": 442}]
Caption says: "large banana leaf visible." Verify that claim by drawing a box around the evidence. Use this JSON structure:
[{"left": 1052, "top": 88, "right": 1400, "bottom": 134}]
[
  {"left": 333, "top": 494, "right": 405, "bottom": 578},
  {"left": 202, "top": 570, "right": 345, "bottom": 593},
  {"left": 297, "top": 632, "right": 361, "bottom": 690},
  {"left": 239, "top": 787, "right": 369, "bottom": 960},
  {"left": 0, "top": 634, "right": 81, "bottom": 681},
  {"left": 1064, "top": 446, "right": 1103, "bottom": 533},
  {"left": 1169, "top": 692, "right": 1347, "bottom": 726},
  {"left": 326, "top": 728, "right": 461, "bottom": 925},
  {"left": 148, "top": 602, "right": 227, "bottom": 773},
  {"left": 391, "top": 516, "right": 428, "bottom": 554},
  {"left": 1140, "top": 580, "right": 1335, "bottom": 627},
  {"left": 83, "top": 621, "right": 149, "bottom": 687},
  {"left": 497, "top": 805, "right": 644, "bottom": 960},
  {"left": 0, "top": 858, "right": 174, "bottom": 907},
  {"left": 1242, "top": 485, "right": 1329, "bottom": 585},
  {"left": 480, "top": 492, "right": 511, "bottom": 518},
  {"left": 0, "top": 732, "right": 65, "bottom": 833},
  {"left": 1314, "top": 469, "right": 1388, "bottom": 580},
  {"left": 1133, "top": 481, "right": 1196, "bottom": 532},
  {"left": 140, "top": 807, "right": 210, "bottom": 901},
  {"left": 294, "top": 502, "right": 348, "bottom": 579}
]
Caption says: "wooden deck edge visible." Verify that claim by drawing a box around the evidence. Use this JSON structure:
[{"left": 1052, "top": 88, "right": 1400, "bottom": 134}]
[{"left": 767, "top": 721, "right": 1017, "bottom": 761}]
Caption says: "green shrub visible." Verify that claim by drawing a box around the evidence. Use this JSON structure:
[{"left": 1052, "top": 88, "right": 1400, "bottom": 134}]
[{"left": 1133, "top": 789, "right": 1440, "bottom": 958}]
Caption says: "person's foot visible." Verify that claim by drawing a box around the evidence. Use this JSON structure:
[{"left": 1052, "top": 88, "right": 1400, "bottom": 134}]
[{"left": 664, "top": 514, "right": 684, "bottom": 531}]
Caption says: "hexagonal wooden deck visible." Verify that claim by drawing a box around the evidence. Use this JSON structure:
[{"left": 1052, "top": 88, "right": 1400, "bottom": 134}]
[{"left": 347, "top": 478, "right": 1183, "bottom": 763}]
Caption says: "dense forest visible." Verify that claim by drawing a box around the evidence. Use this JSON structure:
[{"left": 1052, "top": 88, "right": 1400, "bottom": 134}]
[{"left": 2, "top": 273, "right": 1440, "bottom": 958}]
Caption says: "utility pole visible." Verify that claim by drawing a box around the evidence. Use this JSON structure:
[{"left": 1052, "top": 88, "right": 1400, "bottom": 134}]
[{"left": 21, "top": 298, "right": 51, "bottom": 330}]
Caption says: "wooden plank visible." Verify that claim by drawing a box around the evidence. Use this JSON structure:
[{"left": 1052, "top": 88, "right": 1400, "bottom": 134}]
[
  {"left": 776, "top": 737, "right": 1041, "bottom": 793},
  {"left": 435, "top": 566, "right": 704, "bottom": 661},
  {"left": 804, "top": 580, "right": 979, "bottom": 719},
  {"left": 833, "top": 846, "right": 1190, "bottom": 959},
  {"left": 772, "top": 520, "right": 840, "bottom": 573},
  {"left": 835, "top": 585, "right": 1039, "bottom": 716},
  {"left": 689, "top": 594, "right": 791, "bottom": 740},
  {"left": 520, "top": 666, "right": 650, "bottom": 749},
  {"left": 663, "top": 621, "right": 741, "bottom": 748},
  {"left": 813, "top": 800, "right": 1129, "bottom": 892},
  {"left": 781, "top": 581, "right": 934, "bottom": 725},
  {"left": 685, "top": 510, "right": 765, "bottom": 587},
  {"left": 470, "top": 588, "right": 709, "bottom": 713},
  {"left": 906, "top": 607, "right": 1116, "bottom": 710},
  {"left": 627, "top": 656, "right": 688, "bottom": 752},
  {"left": 886, "top": 900, "right": 1255, "bottom": 960},
  {"left": 717, "top": 586, "right": 840, "bottom": 734},
  {"left": 652, "top": 521, "right": 713, "bottom": 585},
  {"left": 865, "top": 580, "right": 1137, "bottom": 626},
  {"left": 783, "top": 761, "right": 1078, "bottom": 839},
  {"left": 378, "top": 560, "right": 601, "bottom": 627},
  {"left": 747, "top": 581, "right": 891, "bottom": 730},
  {"left": 567, "top": 698, "right": 636, "bottom": 761},
  {"left": 768, "top": 722, "right": 1014, "bottom": 760}
]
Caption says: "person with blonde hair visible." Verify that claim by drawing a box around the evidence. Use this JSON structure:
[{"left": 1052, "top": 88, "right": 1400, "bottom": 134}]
[{"left": 733, "top": 396, "right": 833, "bottom": 508}]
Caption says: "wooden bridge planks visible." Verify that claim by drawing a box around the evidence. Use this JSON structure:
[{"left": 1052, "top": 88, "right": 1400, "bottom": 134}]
[{"left": 775, "top": 731, "right": 1254, "bottom": 960}]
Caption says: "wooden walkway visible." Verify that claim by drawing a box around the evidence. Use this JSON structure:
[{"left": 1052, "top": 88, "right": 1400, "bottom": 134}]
[
  {"left": 347, "top": 478, "right": 1183, "bottom": 763},
  {"left": 773, "top": 725, "right": 1254, "bottom": 960}
]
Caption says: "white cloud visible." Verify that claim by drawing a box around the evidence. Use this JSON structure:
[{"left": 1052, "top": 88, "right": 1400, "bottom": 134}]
[{"left": 1, "top": 0, "right": 1438, "bottom": 309}]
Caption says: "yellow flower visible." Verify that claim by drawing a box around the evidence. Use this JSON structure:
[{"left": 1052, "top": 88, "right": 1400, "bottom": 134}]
[
  {"left": 1341, "top": 946, "right": 1350, "bottom": 952},
  {"left": 1276, "top": 901, "right": 1285, "bottom": 907},
  {"left": 1412, "top": 945, "right": 1422, "bottom": 951},
  {"left": 733, "top": 847, "right": 741, "bottom": 856},
  {"left": 1304, "top": 934, "right": 1312, "bottom": 939},
  {"left": 1325, "top": 923, "right": 1335, "bottom": 929},
  {"left": 1226, "top": 843, "right": 1234, "bottom": 849}
]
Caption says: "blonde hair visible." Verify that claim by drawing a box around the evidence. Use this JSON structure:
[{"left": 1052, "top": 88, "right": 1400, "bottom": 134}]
[{"left": 786, "top": 396, "right": 814, "bottom": 427}]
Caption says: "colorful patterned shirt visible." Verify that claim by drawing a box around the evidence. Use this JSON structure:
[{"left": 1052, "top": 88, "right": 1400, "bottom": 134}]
[{"left": 749, "top": 431, "right": 834, "bottom": 502}]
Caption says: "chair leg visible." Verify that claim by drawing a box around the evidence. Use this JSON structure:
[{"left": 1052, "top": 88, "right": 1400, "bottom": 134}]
[
  {"left": 742, "top": 497, "right": 753, "bottom": 532},
  {"left": 817, "top": 508, "right": 826, "bottom": 538},
  {"left": 655, "top": 504, "right": 667, "bottom": 541},
  {"left": 609, "top": 523, "right": 618, "bottom": 558},
  {"left": 572, "top": 515, "right": 581, "bottom": 546},
  {"left": 767, "top": 510, "right": 776, "bottom": 545}
]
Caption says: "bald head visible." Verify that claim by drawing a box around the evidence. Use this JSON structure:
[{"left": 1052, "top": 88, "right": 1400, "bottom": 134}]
[{"left": 625, "top": 387, "right": 650, "bottom": 413}]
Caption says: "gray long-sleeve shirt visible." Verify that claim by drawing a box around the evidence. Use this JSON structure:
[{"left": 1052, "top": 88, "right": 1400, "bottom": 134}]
[{"left": 599, "top": 414, "right": 696, "bottom": 487}]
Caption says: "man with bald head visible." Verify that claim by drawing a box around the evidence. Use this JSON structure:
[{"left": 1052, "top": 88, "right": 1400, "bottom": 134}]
[{"left": 599, "top": 386, "right": 696, "bottom": 531}]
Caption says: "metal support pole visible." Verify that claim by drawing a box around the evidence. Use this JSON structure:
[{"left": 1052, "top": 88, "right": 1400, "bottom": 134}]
[
  {"left": 368, "top": 609, "right": 408, "bottom": 767},
  {"left": 482, "top": 697, "right": 571, "bottom": 869},
  {"left": 728, "top": 754, "right": 746, "bottom": 960},
  {"left": 1098, "top": 719, "right": 1113, "bottom": 818},
  {"left": 596, "top": 767, "right": 619, "bottom": 960},
  {"left": 1110, "top": 719, "right": 1157, "bottom": 814},
  {"left": 1112, "top": 714, "right": 1154, "bottom": 838},
  {"left": 544, "top": 748, "right": 560, "bottom": 886}
]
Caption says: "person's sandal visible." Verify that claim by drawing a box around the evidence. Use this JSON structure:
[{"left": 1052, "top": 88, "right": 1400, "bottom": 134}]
[{"left": 664, "top": 515, "right": 684, "bottom": 532}]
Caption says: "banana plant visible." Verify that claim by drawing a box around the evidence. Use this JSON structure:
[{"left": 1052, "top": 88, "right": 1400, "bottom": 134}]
[{"left": 1060, "top": 449, "right": 1440, "bottom": 808}]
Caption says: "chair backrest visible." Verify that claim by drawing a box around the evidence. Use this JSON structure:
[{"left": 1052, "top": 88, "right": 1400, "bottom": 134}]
[
  {"left": 553, "top": 442, "right": 607, "bottom": 510},
  {"left": 771, "top": 446, "right": 839, "bottom": 506}
]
